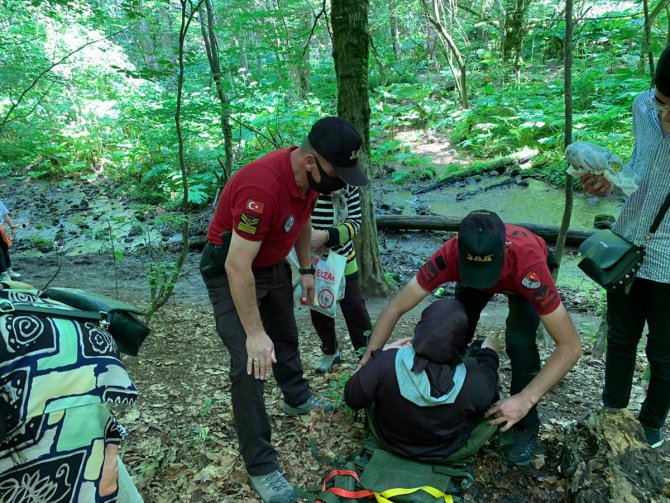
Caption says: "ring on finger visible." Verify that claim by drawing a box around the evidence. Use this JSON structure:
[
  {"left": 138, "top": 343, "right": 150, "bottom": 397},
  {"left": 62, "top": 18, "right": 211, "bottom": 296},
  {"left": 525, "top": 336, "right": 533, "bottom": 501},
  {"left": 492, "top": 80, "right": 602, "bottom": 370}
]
[{"left": 253, "top": 358, "right": 260, "bottom": 365}]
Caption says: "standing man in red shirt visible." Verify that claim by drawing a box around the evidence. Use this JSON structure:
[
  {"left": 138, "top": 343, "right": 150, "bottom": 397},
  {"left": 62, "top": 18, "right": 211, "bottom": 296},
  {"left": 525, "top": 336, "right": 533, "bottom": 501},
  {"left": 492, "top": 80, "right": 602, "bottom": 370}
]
[
  {"left": 360, "top": 210, "right": 582, "bottom": 467},
  {"left": 201, "top": 117, "right": 369, "bottom": 503}
]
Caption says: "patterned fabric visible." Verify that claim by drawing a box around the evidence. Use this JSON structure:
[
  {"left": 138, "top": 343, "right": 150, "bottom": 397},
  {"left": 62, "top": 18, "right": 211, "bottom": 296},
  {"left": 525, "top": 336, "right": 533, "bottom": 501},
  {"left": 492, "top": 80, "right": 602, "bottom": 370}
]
[
  {"left": 612, "top": 89, "right": 670, "bottom": 282},
  {"left": 0, "top": 287, "right": 138, "bottom": 503}
]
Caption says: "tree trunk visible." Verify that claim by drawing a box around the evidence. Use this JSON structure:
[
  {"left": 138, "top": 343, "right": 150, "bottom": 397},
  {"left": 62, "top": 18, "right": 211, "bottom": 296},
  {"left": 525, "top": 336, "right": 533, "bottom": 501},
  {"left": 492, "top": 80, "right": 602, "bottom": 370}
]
[
  {"left": 199, "top": 0, "right": 234, "bottom": 184},
  {"left": 561, "top": 409, "right": 666, "bottom": 502},
  {"left": 375, "top": 215, "right": 594, "bottom": 246},
  {"left": 554, "top": 0, "right": 574, "bottom": 273},
  {"left": 331, "top": 0, "right": 389, "bottom": 296},
  {"left": 500, "top": 0, "right": 533, "bottom": 76},
  {"left": 390, "top": 0, "right": 401, "bottom": 61}
]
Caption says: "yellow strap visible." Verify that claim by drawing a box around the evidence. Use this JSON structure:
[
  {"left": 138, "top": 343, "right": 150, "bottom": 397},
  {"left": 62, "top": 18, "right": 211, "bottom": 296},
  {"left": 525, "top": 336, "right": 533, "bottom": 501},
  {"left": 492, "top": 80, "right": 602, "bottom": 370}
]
[{"left": 374, "top": 486, "right": 454, "bottom": 503}]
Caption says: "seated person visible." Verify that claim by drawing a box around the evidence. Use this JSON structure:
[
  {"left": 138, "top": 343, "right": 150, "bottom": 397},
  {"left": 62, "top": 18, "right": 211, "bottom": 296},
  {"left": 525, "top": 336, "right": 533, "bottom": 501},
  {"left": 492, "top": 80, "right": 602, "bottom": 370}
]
[
  {"left": 344, "top": 299, "right": 501, "bottom": 462},
  {"left": 0, "top": 281, "right": 143, "bottom": 502}
]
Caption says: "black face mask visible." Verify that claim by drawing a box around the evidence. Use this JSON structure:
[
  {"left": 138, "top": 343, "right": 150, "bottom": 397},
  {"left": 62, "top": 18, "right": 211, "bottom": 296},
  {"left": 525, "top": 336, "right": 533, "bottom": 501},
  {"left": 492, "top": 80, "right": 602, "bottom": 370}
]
[{"left": 307, "top": 158, "right": 347, "bottom": 194}]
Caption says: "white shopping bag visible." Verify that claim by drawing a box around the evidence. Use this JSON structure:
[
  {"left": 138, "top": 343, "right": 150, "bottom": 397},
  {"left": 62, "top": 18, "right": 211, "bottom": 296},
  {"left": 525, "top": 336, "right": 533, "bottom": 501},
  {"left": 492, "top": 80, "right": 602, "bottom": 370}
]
[{"left": 286, "top": 249, "right": 347, "bottom": 318}]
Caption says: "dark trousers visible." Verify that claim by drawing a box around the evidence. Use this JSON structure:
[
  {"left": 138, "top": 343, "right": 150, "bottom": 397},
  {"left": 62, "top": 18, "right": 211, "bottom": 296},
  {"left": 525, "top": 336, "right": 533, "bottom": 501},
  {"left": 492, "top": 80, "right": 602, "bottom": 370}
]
[
  {"left": 455, "top": 285, "right": 541, "bottom": 430},
  {"left": 202, "top": 260, "right": 311, "bottom": 476},
  {"left": 603, "top": 277, "right": 670, "bottom": 429},
  {"left": 310, "top": 273, "right": 372, "bottom": 355},
  {"left": 0, "top": 238, "right": 10, "bottom": 273}
]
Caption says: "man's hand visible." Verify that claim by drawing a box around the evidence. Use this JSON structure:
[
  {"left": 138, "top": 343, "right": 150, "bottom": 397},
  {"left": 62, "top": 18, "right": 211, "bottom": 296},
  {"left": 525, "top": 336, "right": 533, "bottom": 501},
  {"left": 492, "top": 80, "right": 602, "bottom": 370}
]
[
  {"left": 299, "top": 273, "right": 315, "bottom": 306},
  {"left": 485, "top": 393, "right": 535, "bottom": 432},
  {"left": 580, "top": 173, "right": 612, "bottom": 196},
  {"left": 246, "top": 332, "right": 277, "bottom": 380},
  {"left": 481, "top": 333, "right": 504, "bottom": 353},
  {"left": 310, "top": 228, "right": 328, "bottom": 250}
]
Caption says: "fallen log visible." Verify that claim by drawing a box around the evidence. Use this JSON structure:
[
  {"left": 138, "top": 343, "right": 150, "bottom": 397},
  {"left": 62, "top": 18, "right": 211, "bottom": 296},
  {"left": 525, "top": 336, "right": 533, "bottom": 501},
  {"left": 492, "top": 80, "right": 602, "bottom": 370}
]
[
  {"left": 561, "top": 409, "right": 667, "bottom": 502},
  {"left": 413, "top": 150, "right": 536, "bottom": 195},
  {"left": 375, "top": 214, "right": 593, "bottom": 246}
]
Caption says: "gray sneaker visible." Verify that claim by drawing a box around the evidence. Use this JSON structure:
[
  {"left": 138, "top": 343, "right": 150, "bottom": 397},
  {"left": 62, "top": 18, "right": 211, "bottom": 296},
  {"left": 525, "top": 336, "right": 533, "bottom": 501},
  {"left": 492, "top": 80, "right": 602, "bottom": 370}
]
[
  {"left": 7, "top": 268, "right": 21, "bottom": 280},
  {"left": 248, "top": 469, "right": 297, "bottom": 503},
  {"left": 282, "top": 394, "right": 335, "bottom": 416},
  {"left": 314, "top": 350, "right": 341, "bottom": 373},
  {"left": 0, "top": 272, "right": 10, "bottom": 282}
]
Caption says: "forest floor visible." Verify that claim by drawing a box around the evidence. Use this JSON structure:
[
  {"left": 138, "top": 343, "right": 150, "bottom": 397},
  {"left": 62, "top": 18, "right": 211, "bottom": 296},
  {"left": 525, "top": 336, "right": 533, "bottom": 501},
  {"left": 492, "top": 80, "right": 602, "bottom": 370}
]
[{"left": 4, "top": 155, "right": 670, "bottom": 502}]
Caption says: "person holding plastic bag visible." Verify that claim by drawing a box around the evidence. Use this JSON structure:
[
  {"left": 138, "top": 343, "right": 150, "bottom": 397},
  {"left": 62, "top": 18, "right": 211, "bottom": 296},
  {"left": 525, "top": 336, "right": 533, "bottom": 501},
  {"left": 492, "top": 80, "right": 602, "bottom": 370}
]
[
  {"left": 565, "top": 141, "right": 638, "bottom": 196},
  {"left": 579, "top": 46, "right": 670, "bottom": 449},
  {"left": 309, "top": 185, "right": 373, "bottom": 373}
]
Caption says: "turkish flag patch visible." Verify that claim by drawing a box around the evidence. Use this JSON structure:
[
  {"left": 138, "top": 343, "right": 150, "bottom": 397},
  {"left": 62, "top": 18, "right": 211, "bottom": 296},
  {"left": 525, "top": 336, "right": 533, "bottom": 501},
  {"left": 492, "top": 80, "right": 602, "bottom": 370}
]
[
  {"left": 521, "top": 270, "right": 542, "bottom": 289},
  {"left": 246, "top": 199, "right": 264, "bottom": 214}
]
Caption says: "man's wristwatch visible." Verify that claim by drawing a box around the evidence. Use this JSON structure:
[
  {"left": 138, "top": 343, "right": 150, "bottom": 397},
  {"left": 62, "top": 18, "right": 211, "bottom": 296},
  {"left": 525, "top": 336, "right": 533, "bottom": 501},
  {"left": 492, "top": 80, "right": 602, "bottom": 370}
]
[{"left": 298, "top": 266, "right": 316, "bottom": 275}]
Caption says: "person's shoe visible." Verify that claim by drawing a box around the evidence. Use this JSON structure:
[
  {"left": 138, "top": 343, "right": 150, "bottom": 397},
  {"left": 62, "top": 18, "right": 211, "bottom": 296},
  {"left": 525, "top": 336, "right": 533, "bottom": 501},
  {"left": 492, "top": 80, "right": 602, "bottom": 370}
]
[
  {"left": 7, "top": 268, "right": 21, "bottom": 280},
  {"left": 282, "top": 394, "right": 335, "bottom": 416},
  {"left": 642, "top": 424, "right": 664, "bottom": 449},
  {"left": 248, "top": 469, "right": 297, "bottom": 503},
  {"left": 504, "top": 426, "right": 539, "bottom": 467},
  {"left": 0, "top": 272, "right": 10, "bottom": 282},
  {"left": 314, "top": 350, "right": 341, "bottom": 373}
]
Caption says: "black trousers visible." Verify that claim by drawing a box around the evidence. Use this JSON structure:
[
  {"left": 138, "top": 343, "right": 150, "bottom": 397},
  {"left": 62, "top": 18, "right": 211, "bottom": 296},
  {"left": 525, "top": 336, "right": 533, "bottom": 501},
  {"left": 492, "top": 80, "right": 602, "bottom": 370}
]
[
  {"left": 202, "top": 257, "right": 312, "bottom": 476},
  {"left": 310, "top": 273, "right": 372, "bottom": 355},
  {"left": 603, "top": 277, "right": 670, "bottom": 429},
  {"left": 0, "top": 237, "right": 11, "bottom": 273},
  {"left": 455, "top": 285, "right": 541, "bottom": 430}
]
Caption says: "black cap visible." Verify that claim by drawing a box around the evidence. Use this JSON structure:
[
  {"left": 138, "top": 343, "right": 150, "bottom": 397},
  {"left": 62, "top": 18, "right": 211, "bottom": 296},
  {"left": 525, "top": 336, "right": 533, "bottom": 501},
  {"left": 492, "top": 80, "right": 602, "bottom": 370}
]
[
  {"left": 308, "top": 117, "right": 369, "bottom": 186},
  {"left": 457, "top": 210, "right": 506, "bottom": 290},
  {"left": 656, "top": 45, "right": 670, "bottom": 96},
  {"left": 412, "top": 299, "right": 469, "bottom": 372}
]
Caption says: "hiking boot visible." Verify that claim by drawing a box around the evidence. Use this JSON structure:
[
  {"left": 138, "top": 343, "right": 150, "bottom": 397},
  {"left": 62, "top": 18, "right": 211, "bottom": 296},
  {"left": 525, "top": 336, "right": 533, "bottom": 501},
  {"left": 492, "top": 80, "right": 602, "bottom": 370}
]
[
  {"left": 642, "top": 424, "right": 664, "bottom": 449},
  {"left": 7, "top": 268, "right": 21, "bottom": 280},
  {"left": 314, "top": 350, "right": 341, "bottom": 373},
  {"left": 504, "top": 426, "right": 539, "bottom": 467},
  {"left": 0, "top": 272, "right": 10, "bottom": 282},
  {"left": 282, "top": 394, "right": 335, "bottom": 416},
  {"left": 248, "top": 469, "right": 297, "bottom": 503}
]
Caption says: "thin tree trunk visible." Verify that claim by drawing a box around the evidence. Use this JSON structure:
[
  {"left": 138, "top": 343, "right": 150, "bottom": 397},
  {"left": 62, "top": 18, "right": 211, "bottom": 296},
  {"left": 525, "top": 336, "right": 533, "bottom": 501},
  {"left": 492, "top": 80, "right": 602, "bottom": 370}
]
[
  {"left": 331, "top": 0, "right": 389, "bottom": 296},
  {"left": 643, "top": 0, "right": 655, "bottom": 84},
  {"left": 390, "top": 0, "right": 401, "bottom": 61},
  {"left": 199, "top": 0, "right": 234, "bottom": 184},
  {"left": 554, "top": 0, "right": 574, "bottom": 271}
]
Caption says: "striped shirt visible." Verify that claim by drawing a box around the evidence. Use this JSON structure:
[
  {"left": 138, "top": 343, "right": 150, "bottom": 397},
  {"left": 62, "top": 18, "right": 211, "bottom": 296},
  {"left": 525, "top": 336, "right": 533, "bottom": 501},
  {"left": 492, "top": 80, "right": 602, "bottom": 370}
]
[
  {"left": 311, "top": 185, "right": 362, "bottom": 275},
  {"left": 612, "top": 89, "right": 670, "bottom": 283}
]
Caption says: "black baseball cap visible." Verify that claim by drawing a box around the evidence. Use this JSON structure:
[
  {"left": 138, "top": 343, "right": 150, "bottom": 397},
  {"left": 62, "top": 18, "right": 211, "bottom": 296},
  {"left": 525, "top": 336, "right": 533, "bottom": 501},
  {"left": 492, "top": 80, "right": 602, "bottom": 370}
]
[
  {"left": 308, "top": 117, "right": 369, "bottom": 186},
  {"left": 457, "top": 210, "right": 506, "bottom": 289}
]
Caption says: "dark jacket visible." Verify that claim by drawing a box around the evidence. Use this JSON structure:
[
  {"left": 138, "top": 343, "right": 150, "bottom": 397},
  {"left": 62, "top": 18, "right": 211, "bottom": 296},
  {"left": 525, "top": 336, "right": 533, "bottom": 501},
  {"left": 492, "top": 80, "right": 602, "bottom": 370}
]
[{"left": 344, "top": 346, "right": 499, "bottom": 461}]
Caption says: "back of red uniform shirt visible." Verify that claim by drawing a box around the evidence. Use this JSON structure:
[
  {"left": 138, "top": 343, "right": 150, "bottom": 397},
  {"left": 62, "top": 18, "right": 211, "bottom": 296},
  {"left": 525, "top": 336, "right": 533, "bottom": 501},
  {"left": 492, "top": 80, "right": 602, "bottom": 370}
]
[{"left": 416, "top": 224, "right": 561, "bottom": 315}]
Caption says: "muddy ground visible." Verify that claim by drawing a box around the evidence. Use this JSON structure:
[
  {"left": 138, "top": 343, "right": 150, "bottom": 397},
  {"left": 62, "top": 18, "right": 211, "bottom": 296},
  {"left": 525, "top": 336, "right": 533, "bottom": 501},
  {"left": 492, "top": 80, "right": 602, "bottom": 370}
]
[{"left": 4, "top": 168, "right": 669, "bottom": 502}]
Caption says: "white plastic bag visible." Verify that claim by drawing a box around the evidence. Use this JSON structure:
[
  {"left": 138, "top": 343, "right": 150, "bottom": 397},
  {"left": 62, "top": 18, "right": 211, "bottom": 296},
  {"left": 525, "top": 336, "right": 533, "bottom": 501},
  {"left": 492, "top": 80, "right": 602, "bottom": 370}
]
[
  {"left": 565, "top": 141, "right": 638, "bottom": 195},
  {"left": 286, "top": 250, "right": 347, "bottom": 318}
]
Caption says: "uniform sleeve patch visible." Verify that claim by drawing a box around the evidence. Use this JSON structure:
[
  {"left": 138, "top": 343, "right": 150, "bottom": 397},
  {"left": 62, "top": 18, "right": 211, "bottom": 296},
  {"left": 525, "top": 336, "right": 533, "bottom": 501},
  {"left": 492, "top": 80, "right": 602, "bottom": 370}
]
[
  {"left": 237, "top": 212, "right": 260, "bottom": 235},
  {"left": 533, "top": 284, "right": 559, "bottom": 310},
  {"left": 521, "top": 270, "right": 542, "bottom": 289},
  {"left": 246, "top": 199, "right": 264, "bottom": 214},
  {"left": 418, "top": 259, "right": 439, "bottom": 285},
  {"left": 435, "top": 255, "right": 447, "bottom": 270}
]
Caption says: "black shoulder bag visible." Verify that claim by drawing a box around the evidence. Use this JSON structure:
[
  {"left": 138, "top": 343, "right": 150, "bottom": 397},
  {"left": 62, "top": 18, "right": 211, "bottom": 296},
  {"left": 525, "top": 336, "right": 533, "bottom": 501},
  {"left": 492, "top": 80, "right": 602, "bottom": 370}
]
[{"left": 578, "top": 193, "right": 670, "bottom": 294}]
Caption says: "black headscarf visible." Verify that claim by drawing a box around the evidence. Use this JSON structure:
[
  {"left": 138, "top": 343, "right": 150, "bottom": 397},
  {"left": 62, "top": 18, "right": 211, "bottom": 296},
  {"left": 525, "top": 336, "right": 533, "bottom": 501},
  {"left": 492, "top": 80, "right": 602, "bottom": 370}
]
[
  {"left": 411, "top": 299, "right": 470, "bottom": 397},
  {"left": 655, "top": 45, "right": 670, "bottom": 96}
]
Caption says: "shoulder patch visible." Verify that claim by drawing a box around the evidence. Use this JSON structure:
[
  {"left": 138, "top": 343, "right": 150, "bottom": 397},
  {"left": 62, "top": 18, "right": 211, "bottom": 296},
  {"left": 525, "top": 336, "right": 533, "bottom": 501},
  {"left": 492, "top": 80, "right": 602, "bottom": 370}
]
[
  {"left": 237, "top": 212, "right": 260, "bottom": 235},
  {"left": 532, "top": 284, "right": 559, "bottom": 310},
  {"left": 512, "top": 229, "right": 528, "bottom": 238},
  {"left": 246, "top": 199, "right": 264, "bottom": 214},
  {"left": 418, "top": 259, "right": 439, "bottom": 285},
  {"left": 521, "top": 270, "right": 542, "bottom": 289}
]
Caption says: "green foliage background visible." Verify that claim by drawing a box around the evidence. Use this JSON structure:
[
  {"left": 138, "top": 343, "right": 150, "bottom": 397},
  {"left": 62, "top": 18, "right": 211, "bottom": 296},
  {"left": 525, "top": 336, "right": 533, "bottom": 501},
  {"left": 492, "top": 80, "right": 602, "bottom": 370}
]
[{"left": 0, "top": 0, "right": 661, "bottom": 205}]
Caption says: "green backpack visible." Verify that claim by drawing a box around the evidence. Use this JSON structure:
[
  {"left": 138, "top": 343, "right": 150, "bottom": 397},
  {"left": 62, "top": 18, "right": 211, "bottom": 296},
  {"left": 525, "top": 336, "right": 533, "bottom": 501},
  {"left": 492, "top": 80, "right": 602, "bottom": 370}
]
[{"left": 301, "top": 421, "right": 497, "bottom": 503}]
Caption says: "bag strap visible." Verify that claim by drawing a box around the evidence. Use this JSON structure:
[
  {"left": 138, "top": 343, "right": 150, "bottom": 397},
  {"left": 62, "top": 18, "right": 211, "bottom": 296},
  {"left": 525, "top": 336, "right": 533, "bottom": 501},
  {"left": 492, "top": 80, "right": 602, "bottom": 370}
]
[
  {"left": 648, "top": 192, "right": 670, "bottom": 236},
  {"left": 0, "top": 300, "right": 103, "bottom": 321},
  {"left": 375, "top": 486, "right": 454, "bottom": 503},
  {"left": 316, "top": 468, "right": 375, "bottom": 502}
]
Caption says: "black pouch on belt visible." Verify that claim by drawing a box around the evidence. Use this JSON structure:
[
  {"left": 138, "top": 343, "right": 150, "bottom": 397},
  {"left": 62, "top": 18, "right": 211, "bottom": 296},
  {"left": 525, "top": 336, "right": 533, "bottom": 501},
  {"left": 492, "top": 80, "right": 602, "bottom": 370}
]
[{"left": 200, "top": 230, "right": 233, "bottom": 280}]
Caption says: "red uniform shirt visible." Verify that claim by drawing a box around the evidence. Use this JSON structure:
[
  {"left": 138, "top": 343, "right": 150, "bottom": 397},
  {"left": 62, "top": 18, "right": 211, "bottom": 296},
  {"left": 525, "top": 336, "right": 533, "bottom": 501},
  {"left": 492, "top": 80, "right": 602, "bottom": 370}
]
[
  {"left": 207, "top": 147, "right": 318, "bottom": 268},
  {"left": 416, "top": 224, "right": 561, "bottom": 315}
]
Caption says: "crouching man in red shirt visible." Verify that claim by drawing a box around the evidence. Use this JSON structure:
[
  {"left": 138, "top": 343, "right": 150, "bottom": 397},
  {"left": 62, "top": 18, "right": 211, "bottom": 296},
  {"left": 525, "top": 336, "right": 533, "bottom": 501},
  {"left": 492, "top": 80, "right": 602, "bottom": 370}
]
[{"left": 360, "top": 210, "right": 582, "bottom": 467}]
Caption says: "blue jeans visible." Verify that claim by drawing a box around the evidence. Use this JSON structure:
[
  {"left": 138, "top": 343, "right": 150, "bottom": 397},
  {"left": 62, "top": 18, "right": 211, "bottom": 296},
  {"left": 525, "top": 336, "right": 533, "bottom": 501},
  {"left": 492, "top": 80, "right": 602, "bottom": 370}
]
[{"left": 603, "top": 277, "right": 670, "bottom": 429}]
